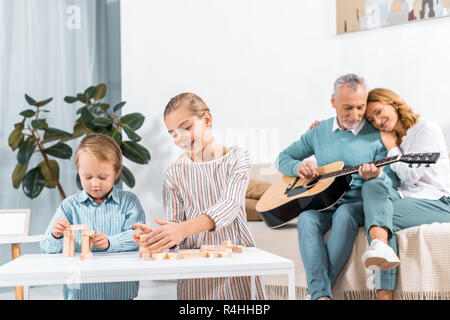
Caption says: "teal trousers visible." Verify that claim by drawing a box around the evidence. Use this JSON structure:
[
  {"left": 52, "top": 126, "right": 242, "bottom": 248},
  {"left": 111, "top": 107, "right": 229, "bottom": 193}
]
[
  {"left": 297, "top": 200, "right": 365, "bottom": 300},
  {"left": 361, "top": 179, "right": 450, "bottom": 290}
]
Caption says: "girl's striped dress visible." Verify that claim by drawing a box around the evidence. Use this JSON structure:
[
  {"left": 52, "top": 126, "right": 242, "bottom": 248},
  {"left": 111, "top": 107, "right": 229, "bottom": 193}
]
[{"left": 163, "top": 146, "right": 266, "bottom": 300}]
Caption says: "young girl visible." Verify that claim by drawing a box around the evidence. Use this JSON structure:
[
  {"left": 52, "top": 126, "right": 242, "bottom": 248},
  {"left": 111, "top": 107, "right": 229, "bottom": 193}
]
[
  {"left": 133, "top": 93, "right": 265, "bottom": 300},
  {"left": 40, "top": 133, "right": 146, "bottom": 300}
]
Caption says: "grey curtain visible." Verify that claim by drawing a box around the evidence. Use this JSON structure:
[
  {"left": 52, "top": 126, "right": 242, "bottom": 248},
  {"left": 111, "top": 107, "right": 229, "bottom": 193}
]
[{"left": 0, "top": 0, "right": 121, "bottom": 266}]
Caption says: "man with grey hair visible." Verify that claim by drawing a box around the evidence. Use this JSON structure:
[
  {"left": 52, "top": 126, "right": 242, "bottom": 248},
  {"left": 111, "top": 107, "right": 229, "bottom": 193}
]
[{"left": 276, "top": 73, "right": 398, "bottom": 300}]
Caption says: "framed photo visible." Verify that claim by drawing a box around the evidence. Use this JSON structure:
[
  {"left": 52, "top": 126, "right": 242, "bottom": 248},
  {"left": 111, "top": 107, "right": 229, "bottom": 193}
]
[
  {"left": 0, "top": 209, "right": 31, "bottom": 237},
  {"left": 337, "top": 0, "right": 450, "bottom": 34}
]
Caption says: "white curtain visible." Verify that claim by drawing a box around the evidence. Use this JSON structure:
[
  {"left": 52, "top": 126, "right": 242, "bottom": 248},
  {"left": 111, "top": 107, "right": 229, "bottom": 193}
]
[{"left": 0, "top": 0, "right": 121, "bottom": 265}]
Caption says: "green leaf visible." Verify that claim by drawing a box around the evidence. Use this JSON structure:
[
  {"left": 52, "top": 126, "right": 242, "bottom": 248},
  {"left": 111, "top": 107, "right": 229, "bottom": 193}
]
[
  {"left": 20, "top": 109, "right": 36, "bottom": 118},
  {"left": 93, "top": 84, "right": 107, "bottom": 101},
  {"left": 91, "top": 117, "right": 113, "bottom": 127},
  {"left": 38, "top": 160, "right": 59, "bottom": 189},
  {"left": 31, "top": 119, "right": 47, "bottom": 130},
  {"left": 43, "top": 143, "right": 73, "bottom": 159},
  {"left": 80, "top": 107, "right": 96, "bottom": 130},
  {"left": 76, "top": 106, "right": 85, "bottom": 115},
  {"left": 25, "top": 94, "right": 37, "bottom": 106},
  {"left": 119, "top": 165, "right": 135, "bottom": 188},
  {"left": 64, "top": 96, "right": 78, "bottom": 103},
  {"left": 42, "top": 131, "right": 62, "bottom": 144},
  {"left": 8, "top": 125, "right": 25, "bottom": 151},
  {"left": 77, "top": 93, "right": 88, "bottom": 104},
  {"left": 104, "top": 128, "right": 122, "bottom": 146},
  {"left": 123, "top": 127, "right": 141, "bottom": 142},
  {"left": 35, "top": 97, "right": 53, "bottom": 107},
  {"left": 100, "top": 103, "right": 110, "bottom": 111},
  {"left": 43, "top": 127, "right": 72, "bottom": 137},
  {"left": 22, "top": 167, "right": 46, "bottom": 199},
  {"left": 120, "top": 113, "right": 145, "bottom": 131},
  {"left": 121, "top": 141, "right": 150, "bottom": 164},
  {"left": 113, "top": 101, "right": 126, "bottom": 113},
  {"left": 17, "top": 137, "right": 37, "bottom": 164},
  {"left": 84, "top": 86, "right": 97, "bottom": 101},
  {"left": 72, "top": 118, "right": 87, "bottom": 139},
  {"left": 12, "top": 162, "right": 28, "bottom": 189}
]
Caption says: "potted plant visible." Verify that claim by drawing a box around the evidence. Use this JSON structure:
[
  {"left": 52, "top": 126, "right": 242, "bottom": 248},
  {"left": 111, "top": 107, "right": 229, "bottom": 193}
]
[{"left": 8, "top": 84, "right": 150, "bottom": 200}]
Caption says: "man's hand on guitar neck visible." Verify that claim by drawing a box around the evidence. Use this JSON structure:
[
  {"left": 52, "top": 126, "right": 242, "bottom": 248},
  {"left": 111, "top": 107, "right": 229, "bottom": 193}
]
[
  {"left": 358, "top": 163, "right": 384, "bottom": 180},
  {"left": 297, "top": 160, "right": 318, "bottom": 179}
]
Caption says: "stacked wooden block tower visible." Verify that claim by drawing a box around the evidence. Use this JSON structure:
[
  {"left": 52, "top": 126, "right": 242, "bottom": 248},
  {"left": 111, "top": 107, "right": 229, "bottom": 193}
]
[
  {"left": 63, "top": 224, "right": 95, "bottom": 260},
  {"left": 139, "top": 237, "right": 245, "bottom": 261}
]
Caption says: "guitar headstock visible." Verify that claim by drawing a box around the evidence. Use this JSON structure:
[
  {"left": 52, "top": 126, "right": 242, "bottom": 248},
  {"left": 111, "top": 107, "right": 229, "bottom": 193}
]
[{"left": 400, "top": 152, "right": 440, "bottom": 164}]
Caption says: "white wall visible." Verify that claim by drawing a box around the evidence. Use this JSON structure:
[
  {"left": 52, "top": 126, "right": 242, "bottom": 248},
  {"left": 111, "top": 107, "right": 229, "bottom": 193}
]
[{"left": 121, "top": 0, "right": 450, "bottom": 223}]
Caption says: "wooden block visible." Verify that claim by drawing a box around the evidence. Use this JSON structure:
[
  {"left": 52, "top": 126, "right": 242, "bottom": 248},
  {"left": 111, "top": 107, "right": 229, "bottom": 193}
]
[
  {"left": 166, "top": 252, "right": 178, "bottom": 260},
  {"left": 232, "top": 245, "right": 245, "bottom": 253},
  {"left": 180, "top": 250, "right": 208, "bottom": 259},
  {"left": 82, "top": 230, "right": 95, "bottom": 236},
  {"left": 63, "top": 230, "right": 72, "bottom": 257},
  {"left": 151, "top": 253, "right": 166, "bottom": 260},
  {"left": 142, "top": 253, "right": 150, "bottom": 261},
  {"left": 200, "top": 245, "right": 219, "bottom": 252},
  {"left": 80, "top": 252, "right": 92, "bottom": 260},
  {"left": 63, "top": 230, "right": 76, "bottom": 258},
  {"left": 221, "top": 240, "right": 232, "bottom": 248},
  {"left": 140, "top": 248, "right": 163, "bottom": 256},
  {"left": 67, "top": 224, "right": 88, "bottom": 231},
  {"left": 81, "top": 234, "right": 91, "bottom": 254},
  {"left": 69, "top": 231, "right": 76, "bottom": 257},
  {"left": 215, "top": 250, "right": 232, "bottom": 258}
]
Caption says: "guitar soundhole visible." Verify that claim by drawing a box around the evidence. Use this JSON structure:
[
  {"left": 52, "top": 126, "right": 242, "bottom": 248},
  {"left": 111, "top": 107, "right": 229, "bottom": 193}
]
[
  {"left": 304, "top": 177, "right": 319, "bottom": 188},
  {"left": 287, "top": 177, "right": 319, "bottom": 197}
]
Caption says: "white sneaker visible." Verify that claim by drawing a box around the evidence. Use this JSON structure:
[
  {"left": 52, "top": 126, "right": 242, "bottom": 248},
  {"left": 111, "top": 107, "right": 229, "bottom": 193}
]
[
  {"left": 361, "top": 239, "right": 400, "bottom": 270},
  {"left": 304, "top": 294, "right": 311, "bottom": 300}
]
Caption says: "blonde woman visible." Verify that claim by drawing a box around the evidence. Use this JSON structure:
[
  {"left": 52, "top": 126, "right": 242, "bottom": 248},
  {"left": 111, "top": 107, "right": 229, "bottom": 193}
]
[
  {"left": 361, "top": 88, "right": 450, "bottom": 299},
  {"left": 133, "top": 93, "right": 265, "bottom": 300}
]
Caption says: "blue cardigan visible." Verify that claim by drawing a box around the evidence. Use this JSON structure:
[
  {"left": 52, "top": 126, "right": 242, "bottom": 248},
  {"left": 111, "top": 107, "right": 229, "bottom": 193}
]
[{"left": 276, "top": 117, "right": 398, "bottom": 202}]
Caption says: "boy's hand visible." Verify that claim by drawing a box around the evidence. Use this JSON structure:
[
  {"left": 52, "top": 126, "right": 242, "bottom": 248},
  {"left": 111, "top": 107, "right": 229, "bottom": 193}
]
[
  {"left": 131, "top": 223, "right": 154, "bottom": 243},
  {"left": 51, "top": 218, "right": 70, "bottom": 239},
  {"left": 92, "top": 231, "right": 110, "bottom": 250}
]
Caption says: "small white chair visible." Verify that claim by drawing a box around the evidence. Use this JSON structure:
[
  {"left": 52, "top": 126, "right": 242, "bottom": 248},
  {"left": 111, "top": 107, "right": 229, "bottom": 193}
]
[{"left": 0, "top": 209, "right": 43, "bottom": 300}]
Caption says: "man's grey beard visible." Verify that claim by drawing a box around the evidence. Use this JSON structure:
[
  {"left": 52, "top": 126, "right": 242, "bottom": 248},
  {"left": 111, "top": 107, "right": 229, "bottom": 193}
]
[{"left": 339, "top": 117, "right": 360, "bottom": 130}]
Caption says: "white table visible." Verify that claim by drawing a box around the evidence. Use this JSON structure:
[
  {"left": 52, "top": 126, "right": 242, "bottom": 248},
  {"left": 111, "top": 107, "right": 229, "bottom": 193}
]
[
  {"left": 0, "top": 235, "right": 43, "bottom": 300},
  {"left": 0, "top": 247, "right": 295, "bottom": 300}
]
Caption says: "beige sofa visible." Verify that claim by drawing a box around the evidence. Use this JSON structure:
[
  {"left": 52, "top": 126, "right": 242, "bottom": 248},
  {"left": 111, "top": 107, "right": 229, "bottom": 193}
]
[{"left": 247, "top": 163, "right": 450, "bottom": 300}]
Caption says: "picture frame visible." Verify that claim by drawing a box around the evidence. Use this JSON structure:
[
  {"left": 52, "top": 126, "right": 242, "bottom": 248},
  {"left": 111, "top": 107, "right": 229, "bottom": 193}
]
[{"left": 0, "top": 209, "right": 31, "bottom": 237}]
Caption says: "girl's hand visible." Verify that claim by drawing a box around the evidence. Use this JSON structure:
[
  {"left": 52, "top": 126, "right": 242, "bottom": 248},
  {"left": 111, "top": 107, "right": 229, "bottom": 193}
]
[
  {"left": 51, "top": 218, "right": 70, "bottom": 239},
  {"left": 92, "top": 231, "right": 110, "bottom": 250},
  {"left": 380, "top": 131, "right": 398, "bottom": 152},
  {"left": 131, "top": 223, "right": 154, "bottom": 243},
  {"left": 140, "top": 217, "right": 189, "bottom": 251}
]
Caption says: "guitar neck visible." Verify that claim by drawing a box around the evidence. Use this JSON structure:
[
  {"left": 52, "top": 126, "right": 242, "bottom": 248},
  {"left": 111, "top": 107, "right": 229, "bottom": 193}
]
[{"left": 319, "top": 155, "right": 401, "bottom": 180}]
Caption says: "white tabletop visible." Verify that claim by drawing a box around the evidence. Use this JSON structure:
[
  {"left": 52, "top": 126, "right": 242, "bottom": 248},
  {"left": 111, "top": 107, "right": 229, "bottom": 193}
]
[
  {"left": 0, "top": 247, "right": 295, "bottom": 287},
  {"left": 0, "top": 235, "right": 43, "bottom": 245}
]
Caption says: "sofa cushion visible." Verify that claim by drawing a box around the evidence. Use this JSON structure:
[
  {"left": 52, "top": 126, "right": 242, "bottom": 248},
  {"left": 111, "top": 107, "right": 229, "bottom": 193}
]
[
  {"left": 246, "top": 179, "right": 271, "bottom": 200},
  {"left": 245, "top": 199, "right": 262, "bottom": 221}
]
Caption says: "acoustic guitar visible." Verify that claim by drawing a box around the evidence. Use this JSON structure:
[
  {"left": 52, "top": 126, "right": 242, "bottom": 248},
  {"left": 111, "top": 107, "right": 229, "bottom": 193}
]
[{"left": 255, "top": 152, "right": 440, "bottom": 228}]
